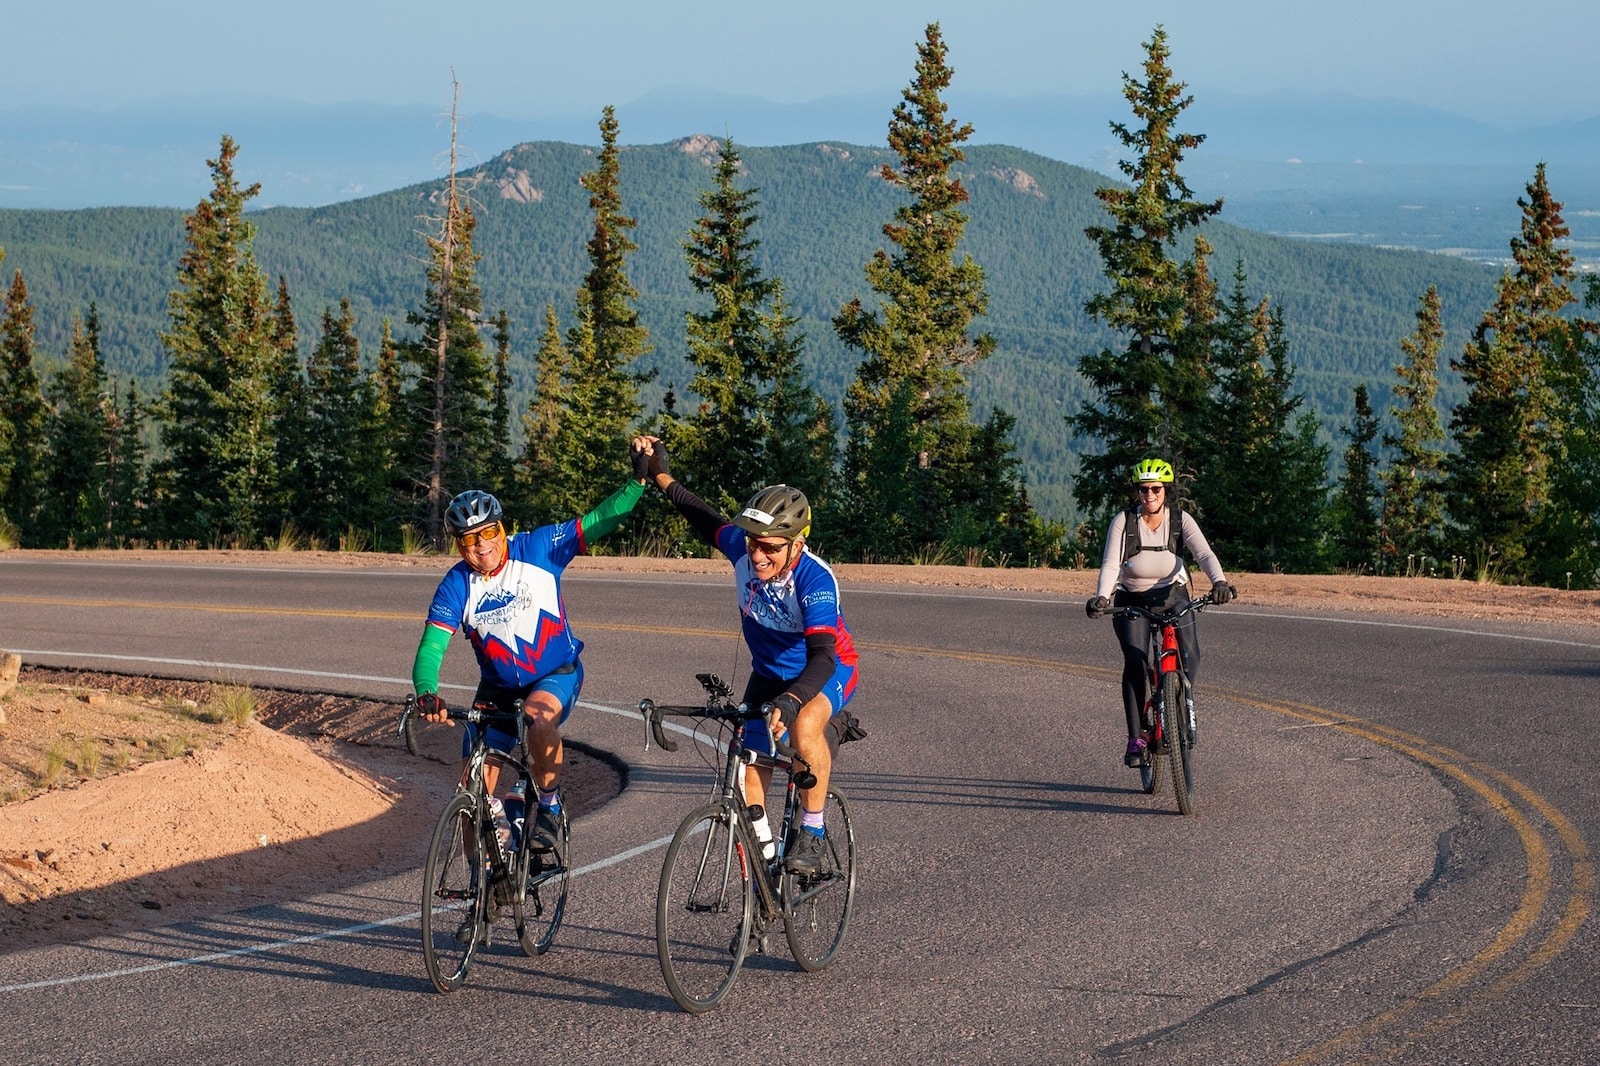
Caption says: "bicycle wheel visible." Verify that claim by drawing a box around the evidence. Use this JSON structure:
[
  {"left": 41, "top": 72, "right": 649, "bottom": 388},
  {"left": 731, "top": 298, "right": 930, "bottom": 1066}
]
[
  {"left": 1160, "top": 671, "right": 1195, "bottom": 815},
  {"left": 656, "top": 802, "right": 755, "bottom": 1013},
  {"left": 513, "top": 807, "right": 570, "bottom": 957},
  {"left": 420, "top": 792, "right": 488, "bottom": 992},
  {"left": 781, "top": 786, "right": 858, "bottom": 973},
  {"left": 1138, "top": 699, "right": 1164, "bottom": 796}
]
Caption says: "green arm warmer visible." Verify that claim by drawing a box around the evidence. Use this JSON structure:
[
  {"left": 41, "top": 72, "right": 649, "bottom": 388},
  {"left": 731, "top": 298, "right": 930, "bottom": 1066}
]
[
  {"left": 411, "top": 624, "right": 452, "bottom": 693},
  {"left": 579, "top": 479, "right": 645, "bottom": 545}
]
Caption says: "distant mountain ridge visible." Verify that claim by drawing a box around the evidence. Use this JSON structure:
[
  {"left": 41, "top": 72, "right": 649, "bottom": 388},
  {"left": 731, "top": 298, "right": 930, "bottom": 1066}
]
[
  {"left": 5, "top": 86, "right": 1596, "bottom": 205},
  {"left": 0, "top": 138, "right": 1504, "bottom": 520}
]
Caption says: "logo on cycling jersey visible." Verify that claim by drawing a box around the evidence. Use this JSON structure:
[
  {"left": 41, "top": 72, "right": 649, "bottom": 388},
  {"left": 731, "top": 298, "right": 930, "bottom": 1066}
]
[
  {"left": 744, "top": 578, "right": 799, "bottom": 630},
  {"left": 473, "top": 582, "right": 534, "bottom": 627},
  {"left": 800, "top": 588, "right": 836, "bottom": 609}
]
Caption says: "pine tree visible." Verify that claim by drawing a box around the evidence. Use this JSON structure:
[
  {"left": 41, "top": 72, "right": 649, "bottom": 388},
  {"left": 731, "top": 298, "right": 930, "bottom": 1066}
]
[
  {"left": 39, "top": 307, "right": 116, "bottom": 546},
  {"left": 268, "top": 275, "right": 308, "bottom": 539},
  {"left": 302, "top": 299, "right": 388, "bottom": 545},
  {"left": 1379, "top": 286, "right": 1448, "bottom": 572},
  {"left": 669, "top": 136, "right": 836, "bottom": 522},
  {"left": 372, "top": 318, "right": 405, "bottom": 540},
  {"left": 540, "top": 296, "right": 618, "bottom": 521},
  {"left": 516, "top": 304, "right": 571, "bottom": 527},
  {"left": 1534, "top": 275, "right": 1600, "bottom": 587},
  {"left": 107, "top": 378, "right": 147, "bottom": 546},
  {"left": 0, "top": 268, "right": 49, "bottom": 540},
  {"left": 1196, "top": 282, "right": 1329, "bottom": 572},
  {"left": 1072, "top": 26, "right": 1223, "bottom": 521},
  {"left": 762, "top": 288, "right": 839, "bottom": 515},
  {"left": 536, "top": 106, "right": 649, "bottom": 523},
  {"left": 394, "top": 83, "right": 494, "bottom": 546},
  {"left": 149, "top": 134, "right": 280, "bottom": 546},
  {"left": 488, "top": 309, "right": 514, "bottom": 501},
  {"left": 1328, "top": 383, "right": 1381, "bottom": 572},
  {"left": 832, "top": 22, "right": 1007, "bottom": 560},
  {"left": 1444, "top": 163, "right": 1587, "bottom": 581}
]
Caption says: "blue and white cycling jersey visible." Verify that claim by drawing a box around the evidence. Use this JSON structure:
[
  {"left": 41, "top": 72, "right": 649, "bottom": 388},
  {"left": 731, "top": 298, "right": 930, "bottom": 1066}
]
[
  {"left": 425, "top": 519, "right": 586, "bottom": 690},
  {"left": 714, "top": 524, "right": 859, "bottom": 688}
]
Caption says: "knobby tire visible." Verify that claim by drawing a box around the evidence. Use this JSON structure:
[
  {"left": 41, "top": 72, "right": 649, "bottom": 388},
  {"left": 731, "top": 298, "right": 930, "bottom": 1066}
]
[{"left": 1160, "top": 671, "right": 1195, "bottom": 815}]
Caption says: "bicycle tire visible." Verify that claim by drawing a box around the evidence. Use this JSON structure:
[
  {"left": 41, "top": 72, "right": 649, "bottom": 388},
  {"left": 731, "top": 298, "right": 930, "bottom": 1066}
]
[
  {"left": 1160, "top": 671, "right": 1194, "bottom": 815},
  {"left": 1138, "top": 700, "right": 1164, "bottom": 795},
  {"left": 656, "top": 802, "right": 755, "bottom": 1013},
  {"left": 781, "top": 786, "right": 858, "bottom": 972},
  {"left": 513, "top": 807, "right": 570, "bottom": 957},
  {"left": 420, "top": 791, "right": 488, "bottom": 992}
]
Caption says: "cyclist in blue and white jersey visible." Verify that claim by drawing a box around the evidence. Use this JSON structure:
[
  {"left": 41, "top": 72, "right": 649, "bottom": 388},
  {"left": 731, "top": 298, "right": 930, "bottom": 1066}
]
[
  {"left": 413, "top": 453, "right": 648, "bottom": 850},
  {"left": 632, "top": 435, "right": 860, "bottom": 877}
]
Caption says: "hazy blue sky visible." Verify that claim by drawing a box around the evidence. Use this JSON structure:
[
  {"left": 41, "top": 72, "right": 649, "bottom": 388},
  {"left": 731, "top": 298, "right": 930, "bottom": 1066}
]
[{"left": 6, "top": 1, "right": 1597, "bottom": 127}]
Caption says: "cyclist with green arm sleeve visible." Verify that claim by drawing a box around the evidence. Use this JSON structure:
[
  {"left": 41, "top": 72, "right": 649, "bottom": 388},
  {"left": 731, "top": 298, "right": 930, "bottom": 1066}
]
[{"left": 413, "top": 449, "right": 649, "bottom": 851}]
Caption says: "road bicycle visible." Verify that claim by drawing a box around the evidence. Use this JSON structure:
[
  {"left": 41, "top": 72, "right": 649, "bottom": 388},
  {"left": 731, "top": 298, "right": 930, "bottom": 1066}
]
[
  {"left": 1109, "top": 591, "right": 1217, "bottom": 816},
  {"left": 398, "top": 695, "right": 571, "bottom": 992},
  {"left": 639, "top": 673, "right": 858, "bottom": 1014}
]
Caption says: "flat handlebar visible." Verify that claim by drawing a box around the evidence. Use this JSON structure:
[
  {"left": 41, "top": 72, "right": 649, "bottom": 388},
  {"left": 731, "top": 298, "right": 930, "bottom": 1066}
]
[{"left": 1110, "top": 590, "right": 1217, "bottom": 625}]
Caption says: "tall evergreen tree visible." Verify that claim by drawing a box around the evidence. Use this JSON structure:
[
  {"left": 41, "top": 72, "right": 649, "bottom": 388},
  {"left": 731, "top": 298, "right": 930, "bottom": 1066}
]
[
  {"left": 1444, "top": 163, "right": 1587, "bottom": 581},
  {"left": 301, "top": 299, "right": 388, "bottom": 544},
  {"left": 268, "top": 275, "right": 308, "bottom": 537},
  {"left": 1071, "top": 26, "right": 1223, "bottom": 521},
  {"left": 1534, "top": 274, "right": 1600, "bottom": 587},
  {"left": 833, "top": 22, "right": 1014, "bottom": 560},
  {"left": 762, "top": 289, "right": 839, "bottom": 515},
  {"left": 540, "top": 296, "right": 618, "bottom": 521},
  {"left": 39, "top": 307, "right": 116, "bottom": 546},
  {"left": 1328, "top": 383, "right": 1381, "bottom": 571},
  {"left": 537, "top": 106, "right": 649, "bottom": 522},
  {"left": 394, "top": 85, "right": 494, "bottom": 546},
  {"left": 1196, "top": 284, "right": 1329, "bottom": 572},
  {"left": 668, "top": 136, "right": 836, "bottom": 521},
  {"left": 488, "top": 309, "right": 514, "bottom": 501},
  {"left": 1379, "top": 286, "right": 1448, "bottom": 571},
  {"left": 516, "top": 304, "right": 571, "bottom": 528},
  {"left": 0, "top": 268, "right": 49, "bottom": 539},
  {"left": 107, "top": 377, "right": 147, "bottom": 546},
  {"left": 149, "top": 134, "right": 281, "bottom": 546}
]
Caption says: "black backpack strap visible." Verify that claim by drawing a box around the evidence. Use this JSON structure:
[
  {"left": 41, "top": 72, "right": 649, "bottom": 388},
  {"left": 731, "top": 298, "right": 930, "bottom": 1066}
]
[{"left": 1122, "top": 503, "right": 1184, "bottom": 561}]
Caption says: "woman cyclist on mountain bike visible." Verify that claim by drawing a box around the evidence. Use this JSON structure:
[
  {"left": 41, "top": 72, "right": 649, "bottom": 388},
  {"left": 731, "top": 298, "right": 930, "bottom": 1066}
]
[
  {"left": 1085, "top": 458, "right": 1234, "bottom": 770},
  {"left": 630, "top": 435, "right": 860, "bottom": 879}
]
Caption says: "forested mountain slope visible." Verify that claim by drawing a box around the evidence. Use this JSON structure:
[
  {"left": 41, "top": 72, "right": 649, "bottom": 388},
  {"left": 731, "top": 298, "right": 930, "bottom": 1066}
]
[{"left": 0, "top": 138, "right": 1500, "bottom": 518}]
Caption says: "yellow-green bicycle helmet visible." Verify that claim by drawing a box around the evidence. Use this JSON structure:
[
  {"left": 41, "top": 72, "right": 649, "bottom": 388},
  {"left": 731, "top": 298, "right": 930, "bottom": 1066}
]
[{"left": 1131, "top": 458, "right": 1175, "bottom": 485}]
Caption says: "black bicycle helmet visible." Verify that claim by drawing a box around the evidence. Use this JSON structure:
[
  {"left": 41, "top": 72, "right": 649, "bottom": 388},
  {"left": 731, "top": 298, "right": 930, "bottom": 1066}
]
[
  {"left": 731, "top": 485, "right": 811, "bottom": 540},
  {"left": 444, "top": 489, "right": 503, "bottom": 536}
]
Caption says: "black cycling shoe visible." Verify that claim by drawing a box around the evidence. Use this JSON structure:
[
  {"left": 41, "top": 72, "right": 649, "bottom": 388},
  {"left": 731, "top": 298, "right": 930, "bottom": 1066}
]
[
  {"left": 784, "top": 829, "right": 827, "bottom": 875},
  {"left": 529, "top": 806, "right": 562, "bottom": 851}
]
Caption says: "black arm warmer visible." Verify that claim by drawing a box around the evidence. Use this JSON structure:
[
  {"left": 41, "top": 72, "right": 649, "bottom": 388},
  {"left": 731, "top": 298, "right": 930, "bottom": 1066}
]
[
  {"left": 664, "top": 479, "right": 727, "bottom": 545},
  {"left": 785, "top": 629, "right": 839, "bottom": 708}
]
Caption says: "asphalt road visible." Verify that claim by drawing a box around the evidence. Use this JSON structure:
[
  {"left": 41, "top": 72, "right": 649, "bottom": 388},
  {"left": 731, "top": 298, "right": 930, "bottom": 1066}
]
[{"left": 0, "top": 556, "right": 1594, "bottom": 1064}]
